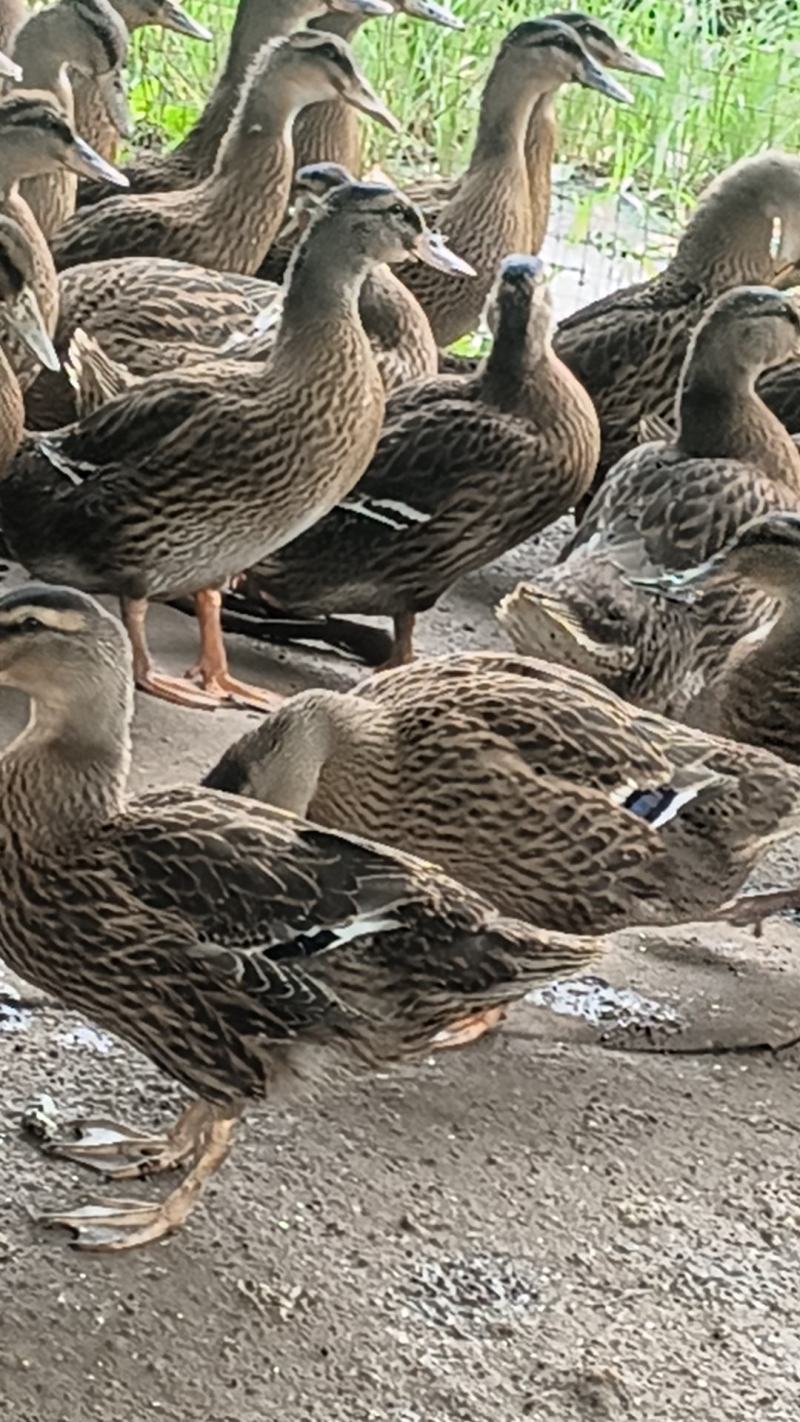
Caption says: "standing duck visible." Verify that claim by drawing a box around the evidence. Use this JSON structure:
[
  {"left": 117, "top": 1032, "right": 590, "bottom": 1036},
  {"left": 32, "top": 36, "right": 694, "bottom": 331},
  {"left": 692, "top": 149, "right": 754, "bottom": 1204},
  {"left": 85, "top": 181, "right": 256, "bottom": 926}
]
[
  {"left": 2, "top": 184, "right": 467, "bottom": 708},
  {"left": 395, "top": 18, "right": 632, "bottom": 348},
  {"left": 499, "top": 287, "right": 800, "bottom": 717},
  {"left": 553, "top": 150, "right": 800, "bottom": 500},
  {"left": 12, "top": 0, "right": 131, "bottom": 238},
  {"left": 239, "top": 254, "right": 599, "bottom": 665},
  {"left": 0, "top": 585, "right": 603, "bottom": 1250},
  {"left": 71, "top": 0, "right": 212, "bottom": 165},
  {"left": 50, "top": 31, "right": 400, "bottom": 272},
  {"left": 75, "top": 0, "right": 394, "bottom": 206}
]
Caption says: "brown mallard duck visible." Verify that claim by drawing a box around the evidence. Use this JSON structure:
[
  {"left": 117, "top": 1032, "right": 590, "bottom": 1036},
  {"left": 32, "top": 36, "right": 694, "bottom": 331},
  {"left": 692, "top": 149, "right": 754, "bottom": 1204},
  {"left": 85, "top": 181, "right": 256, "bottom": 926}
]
[
  {"left": 72, "top": 0, "right": 211, "bottom": 166},
  {"left": 498, "top": 286, "right": 800, "bottom": 718},
  {"left": 238, "top": 254, "right": 599, "bottom": 665},
  {"left": 2, "top": 184, "right": 467, "bottom": 709},
  {"left": 75, "top": 0, "right": 393, "bottom": 207},
  {"left": 50, "top": 32, "right": 399, "bottom": 272},
  {"left": 204, "top": 650, "right": 800, "bottom": 939},
  {"left": 0, "top": 90, "right": 126, "bottom": 391},
  {"left": 634, "top": 511, "right": 800, "bottom": 764},
  {"left": 12, "top": 0, "right": 131, "bottom": 238},
  {"left": 0, "top": 215, "right": 60, "bottom": 470},
  {"left": 395, "top": 18, "right": 632, "bottom": 348},
  {"left": 0, "top": 584, "right": 604, "bottom": 1250},
  {"left": 552, "top": 150, "right": 800, "bottom": 502}
]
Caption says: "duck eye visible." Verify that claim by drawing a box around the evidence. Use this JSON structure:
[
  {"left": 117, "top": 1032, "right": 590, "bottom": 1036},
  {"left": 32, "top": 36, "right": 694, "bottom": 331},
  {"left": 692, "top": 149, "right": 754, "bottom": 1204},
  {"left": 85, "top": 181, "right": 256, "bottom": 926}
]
[
  {"left": 21, "top": 617, "right": 43, "bottom": 632},
  {"left": 319, "top": 43, "right": 340, "bottom": 61},
  {"left": 390, "top": 203, "right": 406, "bottom": 217}
]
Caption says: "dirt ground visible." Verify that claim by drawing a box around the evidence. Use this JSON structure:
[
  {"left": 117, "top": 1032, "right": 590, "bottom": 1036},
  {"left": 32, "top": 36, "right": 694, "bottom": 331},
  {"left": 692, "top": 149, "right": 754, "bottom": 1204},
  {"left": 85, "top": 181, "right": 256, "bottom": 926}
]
[{"left": 2, "top": 522, "right": 800, "bottom": 1422}]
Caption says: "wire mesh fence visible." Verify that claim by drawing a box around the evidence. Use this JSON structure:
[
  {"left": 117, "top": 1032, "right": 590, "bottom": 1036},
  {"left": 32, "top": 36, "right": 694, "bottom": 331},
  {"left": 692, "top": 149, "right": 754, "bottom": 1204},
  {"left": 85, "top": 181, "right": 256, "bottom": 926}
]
[{"left": 130, "top": 0, "right": 800, "bottom": 310}]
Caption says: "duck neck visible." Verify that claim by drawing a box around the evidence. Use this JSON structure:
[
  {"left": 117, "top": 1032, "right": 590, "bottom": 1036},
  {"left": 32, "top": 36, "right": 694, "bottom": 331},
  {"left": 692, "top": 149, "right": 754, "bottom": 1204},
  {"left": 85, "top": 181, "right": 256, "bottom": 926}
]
[
  {"left": 469, "top": 63, "right": 549, "bottom": 173},
  {"left": 524, "top": 93, "right": 557, "bottom": 253},
  {"left": 677, "top": 351, "right": 800, "bottom": 482},
  {"left": 245, "top": 690, "right": 390, "bottom": 817},
  {"left": 278, "top": 228, "right": 372, "bottom": 339},
  {"left": 481, "top": 304, "right": 552, "bottom": 411},
  {"left": 0, "top": 682, "right": 131, "bottom": 846},
  {"left": 12, "top": 17, "right": 77, "bottom": 118}
]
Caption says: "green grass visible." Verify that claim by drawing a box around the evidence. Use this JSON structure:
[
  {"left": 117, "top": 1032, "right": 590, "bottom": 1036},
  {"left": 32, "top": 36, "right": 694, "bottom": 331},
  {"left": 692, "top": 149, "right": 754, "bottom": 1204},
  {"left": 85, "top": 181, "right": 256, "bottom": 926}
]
[{"left": 129, "top": 0, "right": 800, "bottom": 211}]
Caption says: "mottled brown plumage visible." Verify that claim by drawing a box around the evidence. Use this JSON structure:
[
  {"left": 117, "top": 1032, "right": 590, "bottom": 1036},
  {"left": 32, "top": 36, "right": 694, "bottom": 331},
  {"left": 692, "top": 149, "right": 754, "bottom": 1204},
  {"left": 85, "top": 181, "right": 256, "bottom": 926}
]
[
  {"left": 396, "top": 18, "right": 632, "bottom": 348},
  {"left": 51, "top": 32, "right": 398, "bottom": 273},
  {"left": 71, "top": 0, "right": 211, "bottom": 165},
  {"left": 3, "top": 185, "right": 451, "bottom": 708},
  {"left": 205, "top": 650, "right": 800, "bottom": 934},
  {"left": 242, "top": 255, "right": 599, "bottom": 663},
  {"left": 554, "top": 150, "right": 800, "bottom": 497},
  {"left": 12, "top": 0, "right": 130, "bottom": 238},
  {"left": 499, "top": 287, "right": 800, "bottom": 717},
  {"left": 0, "top": 586, "right": 603, "bottom": 1250}
]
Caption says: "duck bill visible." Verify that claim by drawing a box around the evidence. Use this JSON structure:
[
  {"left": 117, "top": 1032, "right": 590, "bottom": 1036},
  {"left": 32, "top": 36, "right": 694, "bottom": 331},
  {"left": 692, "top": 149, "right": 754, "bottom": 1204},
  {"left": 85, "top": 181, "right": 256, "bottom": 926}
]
[
  {"left": 0, "top": 50, "right": 22, "bottom": 82},
  {"left": 347, "top": 79, "right": 401, "bottom": 133},
  {"left": 610, "top": 47, "right": 664, "bottom": 79},
  {"left": 331, "top": 0, "right": 394, "bottom": 14},
  {"left": 5, "top": 287, "right": 60, "bottom": 372},
  {"left": 160, "top": 0, "right": 213, "bottom": 39},
  {"left": 579, "top": 60, "right": 633, "bottom": 105},
  {"left": 65, "top": 135, "right": 130, "bottom": 187},
  {"left": 413, "top": 228, "right": 475, "bottom": 277},
  {"left": 401, "top": 0, "right": 464, "bottom": 29},
  {"left": 627, "top": 558, "right": 723, "bottom": 603},
  {"left": 98, "top": 76, "right": 134, "bottom": 140}
]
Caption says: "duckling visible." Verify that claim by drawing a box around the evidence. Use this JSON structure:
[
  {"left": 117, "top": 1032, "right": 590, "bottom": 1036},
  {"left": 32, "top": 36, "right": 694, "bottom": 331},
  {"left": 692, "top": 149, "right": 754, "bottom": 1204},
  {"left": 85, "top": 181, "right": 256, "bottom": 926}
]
[
  {"left": 72, "top": 0, "right": 212, "bottom": 165},
  {"left": 205, "top": 650, "right": 800, "bottom": 936},
  {"left": 50, "top": 31, "right": 400, "bottom": 272},
  {"left": 291, "top": 0, "right": 462, "bottom": 179},
  {"left": 498, "top": 286, "right": 800, "bottom": 717},
  {"left": 396, "top": 18, "right": 632, "bottom": 348},
  {"left": 553, "top": 150, "right": 800, "bottom": 500},
  {"left": 3, "top": 184, "right": 467, "bottom": 709},
  {"left": 0, "top": 585, "right": 604, "bottom": 1250},
  {"left": 76, "top": 0, "right": 394, "bottom": 207},
  {"left": 240, "top": 254, "right": 599, "bottom": 666},
  {"left": 0, "top": 90, "right": 126, "bottom": 390},
  {"left": 12, "top": 0, "right": 131, "bottom": 237},
  {"left": 635, "top": 512, "right": 800, "bottom": 763},
  {"left": 0, "top": 214, "right": 60, "bottom": 470}
]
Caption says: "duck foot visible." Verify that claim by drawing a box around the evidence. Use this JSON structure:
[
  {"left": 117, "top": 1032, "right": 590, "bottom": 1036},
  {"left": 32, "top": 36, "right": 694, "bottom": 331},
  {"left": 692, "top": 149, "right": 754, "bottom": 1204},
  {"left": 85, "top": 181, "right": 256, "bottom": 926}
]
[
  {"left": 121, "top": 595, "right": 222, "bottom": 709},
  {"left": 189, "top": 588, "right": 283, "bottom": 711},
  {"left": 43, "top": 1101, "right": 210, "bottom": 1179},
  {"left": 41, "top": 1113, "right": 238, "bottom": 1252},
  {"left": 432, "top": 1006, "right": 507, "bottom": 1050}
]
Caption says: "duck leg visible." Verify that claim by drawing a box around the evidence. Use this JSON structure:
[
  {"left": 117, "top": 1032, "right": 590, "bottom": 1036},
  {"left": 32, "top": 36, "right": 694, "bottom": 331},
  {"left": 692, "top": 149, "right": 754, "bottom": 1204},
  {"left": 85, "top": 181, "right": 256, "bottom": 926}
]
[
  {"left": 121, "top": 597, "right": 222, "bottom": 709},
  {"left": 432, "top": 1006, "right": 507, "bottom": 1050},
  {"left": 377, "top": 611, "right": 416, "bottom": 671},
  {"left": 42, "top": 1100, "right": 210, "bottom": 1179},
  {"left": 187, "top": 588, "right": 284, "bottom": 711},
  {"left": 41, "top": 1111, "right": 239, "bottom": 1253}
]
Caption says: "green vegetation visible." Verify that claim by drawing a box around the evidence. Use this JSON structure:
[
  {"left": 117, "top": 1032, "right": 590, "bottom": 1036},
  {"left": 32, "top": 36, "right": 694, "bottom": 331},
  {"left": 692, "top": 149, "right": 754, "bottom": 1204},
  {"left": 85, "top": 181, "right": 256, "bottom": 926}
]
[{"left": 131, "top": 0, "right": 800, "bottom": 208}]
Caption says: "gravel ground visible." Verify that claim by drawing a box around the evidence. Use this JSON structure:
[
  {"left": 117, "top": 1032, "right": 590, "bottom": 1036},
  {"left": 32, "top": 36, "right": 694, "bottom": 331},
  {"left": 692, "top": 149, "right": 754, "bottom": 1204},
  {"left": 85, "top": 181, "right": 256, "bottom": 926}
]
[{"left": 2, "top": 520, "right": 800, "bottom": 1422}]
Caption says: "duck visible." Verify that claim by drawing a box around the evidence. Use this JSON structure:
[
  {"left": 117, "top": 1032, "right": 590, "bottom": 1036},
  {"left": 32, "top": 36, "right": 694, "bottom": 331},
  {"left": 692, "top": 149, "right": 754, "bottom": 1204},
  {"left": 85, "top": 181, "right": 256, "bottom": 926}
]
[
  {"left": 0, "top": 584, "right": 605, "bottom": 1250},
  {"left": 0, "top": 90, "right": 126, "bottom": 391},
  {"left": 12, "top": 0, "right": 131, "bottom": 238},
  {"left": 49, "top": 31, "right": 400, "bottom": 272},
  {"left": 41, "top": 161, "right": 448, "bottom": 424},
  {"left": 552, "top": 150, "right": 800, "bottom": 503},
  {"left": 634, "top": 511, "right": 800, "bottom": 764},
  {"left": 2, "top": 184, "right": 467, "bottom": 709},
  {"left": 0, "top": 215, "right": 60, "bottom": 470},
  {"left": 289, "top": 0, "right": 462, "bottom": 180},
  {"left": 498, "top": 286, "right": 800, "bottom": 718},
  {"left": 238, "top": 254, "right": 599, "bottom": 666},
  {"left": 395, "top": 18, "right": 632, "bottom": 349},
  {"left": 75, "top": 0, "right": 394, "bottom": 207},
  {"left": 204, "top": 649, "right": 800, "bottom": 939},
  {"left": 71, "top": 0, "right": 212, "bottom": 166}
]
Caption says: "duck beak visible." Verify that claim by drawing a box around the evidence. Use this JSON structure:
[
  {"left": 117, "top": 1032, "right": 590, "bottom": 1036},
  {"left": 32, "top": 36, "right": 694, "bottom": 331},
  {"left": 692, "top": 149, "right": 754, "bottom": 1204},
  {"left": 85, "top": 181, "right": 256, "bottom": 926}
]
[
  {"left": 5, "top": 287, "right": 60, "bottom": 372},
  {"left": 625, "top": 558, "right": 723, "bottom": 603},
  {"left": 400, "top": 0, "right": 464, "bottom": 29},
  {"left": 609, "top": 47, "right": 664, "bottom": 79},
  {"left": 579, "top": 57, "right": 634, "bottom": 104},
  {"left": 0, "top": 50, "right": 22, "bottom": 82},
  {"left": 65, "top": 135, "right": 129, "bottom": 187},
  {"left": 331, "top": 0, "right": 393, "bottom": 14},
  {"left": 347, "top": 76, "right": 401, "bottom": 133},
  {"left": 98, "top": 73, "right": 134, "bottom": 140},
  {"left": 159, "top": 0, "right": 213, "bottom": 40},
  {"left": 413, "top": 228, "right": 475, "bottom": 276}
]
